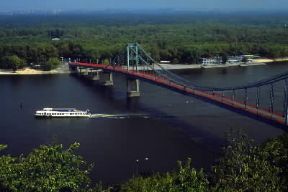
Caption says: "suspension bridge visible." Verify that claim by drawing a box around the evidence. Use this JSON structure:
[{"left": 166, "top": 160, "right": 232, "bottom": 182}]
[{"left": 69, "top": 43, "right": 288, "bottom": 127}]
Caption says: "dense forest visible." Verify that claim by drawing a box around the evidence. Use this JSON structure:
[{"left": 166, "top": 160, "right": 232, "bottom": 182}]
[
  {"left": 1, "top": 132, "right": 287, "bottom": 191},
  {"left": 0, "top": 12, "right": 288, "bottom": 70}
]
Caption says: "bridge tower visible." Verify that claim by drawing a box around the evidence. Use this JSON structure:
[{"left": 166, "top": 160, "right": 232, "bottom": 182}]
[
  {"left": 126, "top": 43, "right": 141, "bottom": 97},
  {"left": 127, "top": 43, "right": 140, "bottom": 70}
]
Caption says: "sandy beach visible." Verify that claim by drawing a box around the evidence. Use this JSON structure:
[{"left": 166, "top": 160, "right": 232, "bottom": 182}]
[
  {"left": 0, "top": 68, "right": 56, "bottom": 75},
  {"left": 0, "top": 64, "right": 70, "bottom": 76},
  {"left": 0, "top": 68, "right": 70, "bottom": 75},
  {"left": 253, "top": 57, "right": 288, "bottom": 63}
]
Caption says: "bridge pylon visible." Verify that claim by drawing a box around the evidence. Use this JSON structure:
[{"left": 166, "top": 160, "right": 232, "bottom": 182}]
[
  {"left": 126, "top": 43, "right": 141, "bottom": 97},
  {"left": 127, "top": 43, "right": 140, "bottom": 71}
]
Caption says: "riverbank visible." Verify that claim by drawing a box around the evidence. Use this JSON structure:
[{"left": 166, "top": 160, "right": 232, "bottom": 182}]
[
  {"left": 0, "top": 68, "right": 64, "bottom": 75},
  {"left": 254, "top": 57, "right": 288, "bottom": 63},
  {"left": 1, "top": 58, "right": 287, "bottom": 75},
  {"left": 160, "top": 58, "right": 288, "bottom": 70},
  {"left": 159, "top": 61, "right": 266, "bottom": 70},
  {"left": 0, "top": 64, "right": 70, "bottom": 75}
]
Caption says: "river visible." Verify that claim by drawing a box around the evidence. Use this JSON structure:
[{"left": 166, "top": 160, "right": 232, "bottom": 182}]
[{"left": 0, "top": 63, "right": 286, "bottom": 184}]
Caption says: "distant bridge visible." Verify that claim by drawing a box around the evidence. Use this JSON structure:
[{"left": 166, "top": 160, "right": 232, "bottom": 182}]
[{"left": 69, "top": 43, "right": 288, "bottom": 127}]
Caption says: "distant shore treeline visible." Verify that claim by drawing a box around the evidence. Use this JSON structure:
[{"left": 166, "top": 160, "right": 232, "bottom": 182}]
[{"left": 0, "top": 13, "right": 288, "bottom": 70}]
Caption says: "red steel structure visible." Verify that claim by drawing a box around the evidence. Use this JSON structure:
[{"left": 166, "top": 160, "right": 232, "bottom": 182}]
[
  {"left": 68, "top": 43, "right": 288, "bottom": 128},
  {"left": 69, "top": 61, "right": 288, "bottom": 127}
]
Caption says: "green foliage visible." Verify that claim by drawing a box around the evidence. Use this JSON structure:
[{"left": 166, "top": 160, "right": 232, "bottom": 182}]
[
  {"left": 121, "top": 158, "right": 208, "bottom": 192},
  {"left": 0, "top": 144, "right": 7, "bottom": 151},
  {"left": 0, "top": 146, "right": 17, "bottom": 192},
  {"left": 103, "top": 58, "right": 110, "bottom": 65},
  {"left": 1, "top": 132, "right": 288, "bottom": 192},
  {"left": 0, "top": 55, "right": 25, "bottom": 71},
  {"left": 121, "top": 132, "right": 287, "bottom": 192},
  {"left": 41, "top": 57, "right": 60, "bottom": 71},
  {"left": 0, "top": 13, "right": 288, "bottom": 69},
  {"left": 261, "top": 134, "right": 288, "bottom": 191},
  {"left": 211, "top": 133, "right": 281, "bottom": 192},
  {"left": 0, "top": 143, "right": 92, "bottom": 192}
]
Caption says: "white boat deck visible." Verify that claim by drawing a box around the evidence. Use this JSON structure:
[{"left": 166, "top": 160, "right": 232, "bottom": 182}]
[{"left": 35, "top": 108, "right": 91, "bottom": 118}]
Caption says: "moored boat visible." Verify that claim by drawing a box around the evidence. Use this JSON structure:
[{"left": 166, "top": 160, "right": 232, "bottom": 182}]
[{"left": 34, "top": 108, "right": 91, "bottom": 118}]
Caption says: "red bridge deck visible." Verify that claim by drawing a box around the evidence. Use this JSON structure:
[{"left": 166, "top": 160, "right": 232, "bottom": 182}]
[{"left": 70, "top": 62, "right": 287, "bottom": 127}]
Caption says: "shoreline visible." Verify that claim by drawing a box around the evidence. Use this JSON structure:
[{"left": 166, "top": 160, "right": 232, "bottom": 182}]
[
  {"left": 0, "top": 59, "right": 287, "bottom": 76},
  {"left": 0, "top": 65, "right": 71, "bottom": 76},
  {"left": 159, "top": 58, "right": 288, "bottom": 70},
  {"left": 0, "top": 69, "right": 70, "bottom": 76},
  {"left": 159, "top": 62, "right": 267, "bottom": 70}
]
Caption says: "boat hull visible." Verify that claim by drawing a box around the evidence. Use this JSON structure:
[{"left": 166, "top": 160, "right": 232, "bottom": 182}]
[
  {"left": 34, "top": 107, "right": 91, "bottom": 118},
  {"left": 35, "top": 114, "right": 91, "bottom": 118}
]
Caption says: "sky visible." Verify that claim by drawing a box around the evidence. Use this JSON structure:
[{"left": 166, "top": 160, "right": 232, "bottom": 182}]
[{"left": 1, "top": 0, "right": 288, "bottom": 12}]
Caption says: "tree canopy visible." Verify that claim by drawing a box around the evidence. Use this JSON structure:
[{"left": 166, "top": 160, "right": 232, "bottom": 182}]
[
  {"left": 0, "top": 13, "right": 288, "bottom": 70},
  {"left": 0, "top": 55, "right": 25, "bottom": 71},
  {"left": 1, "top": 133, "right": 288, "bottom": 191},
  {"left": 0, "top": 143, "right": 92, "bottom": 192}
]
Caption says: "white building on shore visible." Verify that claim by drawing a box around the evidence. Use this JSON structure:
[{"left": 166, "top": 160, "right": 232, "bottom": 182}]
[
  {"left": 202, "top": 55, "right": 257, "bottom": 66},
  {"left": 201, "top": 56, "right": 223, "bottom": 65}
]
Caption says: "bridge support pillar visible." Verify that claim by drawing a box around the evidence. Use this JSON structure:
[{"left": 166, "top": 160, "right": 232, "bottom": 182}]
[
  {"left": 87, "top": 69, "right": 102, "bottom": 81},
  {"left": 76, "top": 66, "right": 81, "bottom": 74},
  {"left": 77, "top": 67, "right": 89, "bottom": 76},
  {"left": 100, "top": 72, "right": 113, "bottom": 86},
  {"left": 127, "top": 78, "right": 140, "bottom": 97}
]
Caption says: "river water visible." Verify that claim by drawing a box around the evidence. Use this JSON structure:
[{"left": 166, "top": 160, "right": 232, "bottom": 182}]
[{"left": 0, "top": 63, "right": 286, "bottom": 184}]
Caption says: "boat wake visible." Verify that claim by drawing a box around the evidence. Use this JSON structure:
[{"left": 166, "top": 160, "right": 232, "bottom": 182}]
[{"left": 89, "top": 113, "right": 150, "bottom": 119}]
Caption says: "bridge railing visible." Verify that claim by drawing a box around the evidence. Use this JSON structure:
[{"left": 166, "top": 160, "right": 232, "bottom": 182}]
[{"left": 70, "top": 43, "right": 288, "bottom": 126}]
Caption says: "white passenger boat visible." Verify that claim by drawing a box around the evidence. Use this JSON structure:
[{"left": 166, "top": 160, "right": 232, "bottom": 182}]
[{"left": 35, "top": 108, "right": 91, "bottom": 118}]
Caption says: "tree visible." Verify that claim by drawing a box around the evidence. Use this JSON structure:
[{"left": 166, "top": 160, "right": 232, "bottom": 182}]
[
  {"left": 0, "top": 143, "right": 92, "bottom": 192},
  {"left": 121, "top": 158, "right": 208, "bottom": 192},
  {"left": 211, "top": 133, "right": 281, "bottom": 192},
  {"left": 41, "top": 57, "right": 60, "bottom": 71},
  {"left": 102, "top": 58, "right": 110, "bottom": 65},
  {"left": 0, "top": 55, "right": 25, "bottom": 71},
  {"left": 261, "top": 134, "right": 288, "bottom": 191},
  {"left": 48, "top": 57, "right": 61, "bottom": 69},
  {"left": 0, "top": 144, "right": 15, "bottom": 191}
]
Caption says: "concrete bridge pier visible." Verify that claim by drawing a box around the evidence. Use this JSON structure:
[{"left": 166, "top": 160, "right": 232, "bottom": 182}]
[
  {"left": 77, "top": 67, "right": 89, "bottom": 76},
  {"left": 127, "top": 78, "right": 140, "bottom": 97},
  {"left": 87, "top": 69, "right": 102, "bottom": 81},
  {"left": 76, "top": 66, "right": 81, "bottom": 74},
  {"left": 100, "top": 72, "right": 114, "bottom": 86}
]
